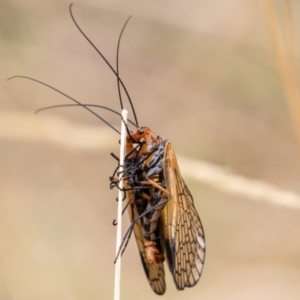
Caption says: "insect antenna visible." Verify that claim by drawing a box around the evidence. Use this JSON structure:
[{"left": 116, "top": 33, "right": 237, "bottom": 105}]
[
  {"left": 35, "top": 103, "right": 136, "bottom": 126},
  {"left": 69, "top": 4, "right": 139, "bottom": 127},
  {"left": 114, "top": 14, "right": 139, "bottom": 147},
  {"left": 8, "top": 75, "right": 120, "bottom": 134},
  {"left": 116, "top": 16, "right": 131, "bottom": 114}
]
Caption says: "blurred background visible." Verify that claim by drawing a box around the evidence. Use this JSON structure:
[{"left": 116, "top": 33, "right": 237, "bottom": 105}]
[{"left": 1, "top": 0, "right": 300, "bottom": 299}]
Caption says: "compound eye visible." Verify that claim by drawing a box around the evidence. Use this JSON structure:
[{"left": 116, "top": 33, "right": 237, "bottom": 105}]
[{"left": 138, "top": 128, "right": 144, "bottom": 134}]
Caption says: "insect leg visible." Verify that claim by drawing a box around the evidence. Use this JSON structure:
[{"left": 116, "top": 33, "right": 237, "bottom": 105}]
[{"left": 114, "top": 198, "right": 169, "bottom": 262}]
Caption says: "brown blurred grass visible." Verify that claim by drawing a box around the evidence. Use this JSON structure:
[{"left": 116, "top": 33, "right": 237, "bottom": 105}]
[{"left": 262, "top": 0, "right": 300, "bottom": 148}]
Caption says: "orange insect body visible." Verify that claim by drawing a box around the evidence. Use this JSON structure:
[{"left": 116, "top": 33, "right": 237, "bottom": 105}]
[{"left": 114, "top": 126, "right": 206, "bottom": 294}]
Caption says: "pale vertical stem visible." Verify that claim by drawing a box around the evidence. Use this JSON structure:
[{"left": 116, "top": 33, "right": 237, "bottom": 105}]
[{"left": 114, "top": 109, "right": 128, "bottom": 300}]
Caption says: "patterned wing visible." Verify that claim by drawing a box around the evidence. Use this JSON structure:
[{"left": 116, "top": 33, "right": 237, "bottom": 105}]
[
  {"left": 161, "top": 142, "right": 206, "bottom": 289},
  {"left": 125, "top": 187, "right": 166, "bottom": 295}
]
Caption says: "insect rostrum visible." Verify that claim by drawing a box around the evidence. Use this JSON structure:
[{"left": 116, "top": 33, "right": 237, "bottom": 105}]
[{"left": 110, "top": 127, "right": 206, "bottom": 294}]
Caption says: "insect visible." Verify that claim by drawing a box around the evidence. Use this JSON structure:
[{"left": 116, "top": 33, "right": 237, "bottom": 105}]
[
  {"left": 9, "top": 4, "right": 206, "bottom": 295},
  {"left": 110, "top": 127, "right": 206, "bottom": 294}
]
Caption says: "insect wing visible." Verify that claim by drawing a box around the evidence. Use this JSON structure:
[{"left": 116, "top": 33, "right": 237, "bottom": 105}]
[
  {"left": 162, "top": 142, "right": 206, "bottom": 289},
  {"left": 124, "top": 184, "right": 166, "bottom": 295}
]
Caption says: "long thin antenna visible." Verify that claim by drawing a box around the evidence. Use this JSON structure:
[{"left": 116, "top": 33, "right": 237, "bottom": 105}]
[
  {"left": 116, "top": 16, "right": 133, "bottom": 119},
  {"left": 69, "top": 4, "right": 139, "bottom": 126},
  {"left": 8, "top": 75, "right": 120, "bottom": 134},
  {"left": 35, "top": 103, "right": 136, "bottom": 126},
  {"left": 114, "top": 109, "right": 128, "bottom": 300}
]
